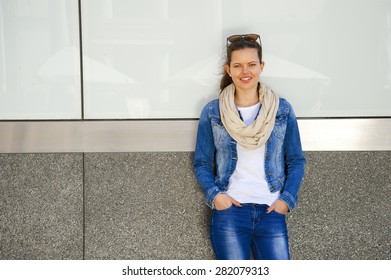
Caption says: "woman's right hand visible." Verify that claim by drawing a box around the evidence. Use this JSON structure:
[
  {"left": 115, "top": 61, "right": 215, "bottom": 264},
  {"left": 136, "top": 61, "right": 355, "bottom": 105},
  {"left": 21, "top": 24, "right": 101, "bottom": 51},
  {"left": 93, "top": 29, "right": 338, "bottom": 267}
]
[{"left": 213, "top": 193, "right": 241, "bottom": 210}]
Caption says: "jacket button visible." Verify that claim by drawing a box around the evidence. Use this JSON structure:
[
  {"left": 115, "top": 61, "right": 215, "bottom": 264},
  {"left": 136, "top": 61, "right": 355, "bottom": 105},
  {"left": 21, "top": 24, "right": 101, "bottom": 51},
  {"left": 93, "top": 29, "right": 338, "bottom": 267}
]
[
  {"left": 266, "top": 156, "right": 271, "bottom": 160},
  {"left": 267, "top": 172, "right": 271, "bottom": 176},
  {"left": 268, "top": 138, "right": 272, "bottom": 142}
]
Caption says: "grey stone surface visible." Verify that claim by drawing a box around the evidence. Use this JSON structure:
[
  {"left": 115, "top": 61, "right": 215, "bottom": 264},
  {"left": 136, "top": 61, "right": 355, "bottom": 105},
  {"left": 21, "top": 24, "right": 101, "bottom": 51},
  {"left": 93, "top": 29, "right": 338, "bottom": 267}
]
[
  {"left": 84, "top": 152, "right": 213, "bottom": 259},
  {"left": 85, "top": 151, "right": 391, "bottom": 260},
  {"left": 1, "top": 151, "right": 390, "bottom": 260},
  {"left": 0, "top": 153, "right": 83, "bottom": 259},
  {"left": 288, "top": 152, "right": 391, "bottom": 259}
]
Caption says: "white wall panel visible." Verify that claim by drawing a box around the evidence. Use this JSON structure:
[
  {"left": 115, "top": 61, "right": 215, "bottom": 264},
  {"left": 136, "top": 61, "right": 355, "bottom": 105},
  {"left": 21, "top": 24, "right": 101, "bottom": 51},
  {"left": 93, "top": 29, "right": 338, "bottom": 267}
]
[
  {"left": 0, "top": 0, "right": 390, "bottom": 120},
  {"left": 82, "top": 0, "right": 391, "bottom": 119},
  {"left": 227, "top": 0, "right": 391, "bottom": 117},
  {"left": 82, "top": 0, "right": 222, "bottom": 118},
  {"left": 0, "top": 0, "right": 81, "bottom": 119}
]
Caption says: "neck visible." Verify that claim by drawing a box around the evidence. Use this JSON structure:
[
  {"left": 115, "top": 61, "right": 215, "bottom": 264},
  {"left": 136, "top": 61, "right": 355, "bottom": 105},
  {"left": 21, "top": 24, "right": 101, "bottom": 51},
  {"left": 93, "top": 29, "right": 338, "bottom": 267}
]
[{"left": 234, "top": 87, "right": 259, "bottom": 107}]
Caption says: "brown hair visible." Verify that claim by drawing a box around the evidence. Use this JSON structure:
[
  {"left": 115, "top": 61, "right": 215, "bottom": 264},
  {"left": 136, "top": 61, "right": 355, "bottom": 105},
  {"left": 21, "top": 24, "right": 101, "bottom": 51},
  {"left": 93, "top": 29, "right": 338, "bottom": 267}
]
[{"left": 219, "top": 39, "right": 262, "bottom": 91}]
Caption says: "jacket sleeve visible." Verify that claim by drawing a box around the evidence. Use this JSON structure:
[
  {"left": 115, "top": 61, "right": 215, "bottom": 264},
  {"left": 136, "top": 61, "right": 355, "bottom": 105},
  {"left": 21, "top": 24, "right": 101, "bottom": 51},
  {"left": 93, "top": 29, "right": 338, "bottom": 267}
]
[
  {"left": 193, "top": 104, "right": 222, "bottom": 209},
  {"left": 279, "top": 101, "right": 306, "bottom": 211}
]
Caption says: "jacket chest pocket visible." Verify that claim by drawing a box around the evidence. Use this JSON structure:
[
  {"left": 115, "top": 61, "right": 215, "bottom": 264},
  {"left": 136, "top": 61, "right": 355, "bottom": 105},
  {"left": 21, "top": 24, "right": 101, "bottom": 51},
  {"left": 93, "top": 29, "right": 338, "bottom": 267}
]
[{"left": 273, "top": 111, "right": 288, "bottom": 139}]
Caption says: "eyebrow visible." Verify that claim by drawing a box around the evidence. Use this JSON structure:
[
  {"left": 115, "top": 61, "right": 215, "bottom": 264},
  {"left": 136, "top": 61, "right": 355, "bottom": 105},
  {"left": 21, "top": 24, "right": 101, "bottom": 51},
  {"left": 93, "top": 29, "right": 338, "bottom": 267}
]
[{"left": 231, "top": 61, "right": 259, "bottom": 65}]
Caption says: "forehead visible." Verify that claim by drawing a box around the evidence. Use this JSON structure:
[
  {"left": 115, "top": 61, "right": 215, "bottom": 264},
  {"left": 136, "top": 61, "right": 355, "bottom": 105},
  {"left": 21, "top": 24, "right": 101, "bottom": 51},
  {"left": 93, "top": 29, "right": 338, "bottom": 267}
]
[{"left": 230, "top": 48, "right": 260, "bottom": 63}]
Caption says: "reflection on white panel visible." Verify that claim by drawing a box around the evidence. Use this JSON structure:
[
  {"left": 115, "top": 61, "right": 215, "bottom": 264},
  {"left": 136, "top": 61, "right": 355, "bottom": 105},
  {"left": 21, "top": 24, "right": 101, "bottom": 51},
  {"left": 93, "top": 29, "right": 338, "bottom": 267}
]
[
  {"left": 83, "top": 0, "right": 391, "bottom": 118},
  {"left": 0, "top": 0, "right": 81, "bottom": 119},
  {"left": 221, "top": 0, "right": 391, "bottom": 117},
  {"left": 82, "top": 0, "right": 222, "bottom": 119}
]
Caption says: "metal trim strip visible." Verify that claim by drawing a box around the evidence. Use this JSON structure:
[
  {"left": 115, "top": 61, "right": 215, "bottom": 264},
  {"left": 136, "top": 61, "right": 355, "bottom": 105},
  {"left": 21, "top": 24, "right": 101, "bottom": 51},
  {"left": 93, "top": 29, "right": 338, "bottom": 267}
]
[{"left": 0, "top": 119, "right": 390, "bottom": 153}]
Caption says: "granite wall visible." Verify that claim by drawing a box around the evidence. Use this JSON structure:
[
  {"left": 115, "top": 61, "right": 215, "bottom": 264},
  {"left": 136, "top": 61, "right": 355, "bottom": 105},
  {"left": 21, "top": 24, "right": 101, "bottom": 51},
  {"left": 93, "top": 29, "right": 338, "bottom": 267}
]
[{"left": 0, "top": 152, "right": 390, "bottom": 259}]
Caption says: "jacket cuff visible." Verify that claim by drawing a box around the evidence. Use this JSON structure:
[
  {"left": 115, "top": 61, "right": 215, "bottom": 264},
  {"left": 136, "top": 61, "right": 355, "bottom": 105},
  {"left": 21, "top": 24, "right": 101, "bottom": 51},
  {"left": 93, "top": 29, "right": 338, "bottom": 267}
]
[
  {"left": 279, "top": 192, "right": 297, "bottom": 211},
  {"left": 206, "top": 187, "right": 224, "bottom": 209}
]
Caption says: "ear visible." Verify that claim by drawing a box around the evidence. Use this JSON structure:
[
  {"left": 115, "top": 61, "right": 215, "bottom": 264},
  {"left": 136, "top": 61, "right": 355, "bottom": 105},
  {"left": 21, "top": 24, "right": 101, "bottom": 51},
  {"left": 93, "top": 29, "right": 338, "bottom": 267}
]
[
  {"left": 225, "top": 64, "right": 231, "bottom": 76},
  {"left": 260, "top": 61, "right": 265, "bottom": 72}
]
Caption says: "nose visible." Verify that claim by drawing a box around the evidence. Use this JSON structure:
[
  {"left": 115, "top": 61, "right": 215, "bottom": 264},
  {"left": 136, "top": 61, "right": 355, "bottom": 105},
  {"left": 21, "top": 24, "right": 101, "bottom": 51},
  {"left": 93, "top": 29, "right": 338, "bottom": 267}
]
[{"left": 242, "top": 65, "right": 249, "bottom": 73}]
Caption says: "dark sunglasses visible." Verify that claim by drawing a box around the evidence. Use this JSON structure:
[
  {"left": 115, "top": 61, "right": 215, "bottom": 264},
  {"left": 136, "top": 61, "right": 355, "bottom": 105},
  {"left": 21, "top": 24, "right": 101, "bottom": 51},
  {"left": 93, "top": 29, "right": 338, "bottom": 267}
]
[{"left": 226, "top": 34, "right": 261, "bottom": 47}]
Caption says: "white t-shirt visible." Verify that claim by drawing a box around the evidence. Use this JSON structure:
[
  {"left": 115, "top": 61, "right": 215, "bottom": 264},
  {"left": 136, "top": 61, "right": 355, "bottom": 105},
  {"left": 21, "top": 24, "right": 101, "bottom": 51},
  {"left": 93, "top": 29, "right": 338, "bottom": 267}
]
[{"left": 226, "top": 102, "right": 280, "bottom": 206}]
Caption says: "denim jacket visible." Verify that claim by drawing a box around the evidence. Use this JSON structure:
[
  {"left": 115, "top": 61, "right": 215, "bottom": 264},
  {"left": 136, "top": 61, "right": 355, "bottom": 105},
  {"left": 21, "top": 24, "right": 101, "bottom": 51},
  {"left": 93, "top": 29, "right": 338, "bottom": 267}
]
[{"left": 193, "top": 97, "right": 306, "bottom": 211}]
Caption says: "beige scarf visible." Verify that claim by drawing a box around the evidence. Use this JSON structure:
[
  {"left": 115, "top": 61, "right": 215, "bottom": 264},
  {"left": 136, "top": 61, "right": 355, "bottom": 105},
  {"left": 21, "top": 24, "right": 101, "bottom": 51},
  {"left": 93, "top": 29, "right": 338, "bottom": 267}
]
[{"left": 219, "top": 83, "right": 279, "bottom": 148}]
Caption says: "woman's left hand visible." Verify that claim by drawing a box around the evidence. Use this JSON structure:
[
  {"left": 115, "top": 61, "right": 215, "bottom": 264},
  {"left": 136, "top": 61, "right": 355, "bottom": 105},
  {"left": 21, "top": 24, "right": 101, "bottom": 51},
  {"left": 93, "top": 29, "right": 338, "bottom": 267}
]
[{"left": 266, "top": 199, "right": 289, "bottom": 215}]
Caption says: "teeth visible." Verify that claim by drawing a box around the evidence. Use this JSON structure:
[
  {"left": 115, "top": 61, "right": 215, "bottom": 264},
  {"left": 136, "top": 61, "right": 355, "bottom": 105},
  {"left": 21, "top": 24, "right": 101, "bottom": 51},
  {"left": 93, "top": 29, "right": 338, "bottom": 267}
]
[{"left": 241, "top": 77, "right": 251, "bottom": 81}]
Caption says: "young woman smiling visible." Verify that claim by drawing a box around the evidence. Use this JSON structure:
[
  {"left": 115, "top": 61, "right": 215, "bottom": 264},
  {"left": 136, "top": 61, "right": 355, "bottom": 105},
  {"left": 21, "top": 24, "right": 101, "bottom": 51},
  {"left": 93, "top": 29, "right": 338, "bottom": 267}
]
[{"left": 193, "top": 34, "right": 306, "bottom": 260}]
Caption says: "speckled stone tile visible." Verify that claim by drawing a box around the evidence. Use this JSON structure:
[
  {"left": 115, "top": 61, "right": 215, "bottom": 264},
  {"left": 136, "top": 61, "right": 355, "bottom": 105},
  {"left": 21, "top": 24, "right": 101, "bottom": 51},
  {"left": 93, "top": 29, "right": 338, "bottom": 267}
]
[
  {"left": 288, "top": 151, "right": 391, "bottom": 260},
  {"left": 0, "top": 154, "right": 83, "bottom": 259},
  {"left": 2, "top": 151, "right": 390, "bottom": 260},
  {"left": 84, "top": 152, "right": 213, "bottom": 260}
]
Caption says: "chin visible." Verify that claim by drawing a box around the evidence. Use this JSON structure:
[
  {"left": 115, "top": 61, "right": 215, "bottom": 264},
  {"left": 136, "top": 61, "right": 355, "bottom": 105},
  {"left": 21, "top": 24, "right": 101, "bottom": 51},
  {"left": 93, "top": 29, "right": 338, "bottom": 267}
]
[{"left": 237, "top": 81, "right": 258, "bottom": 90}]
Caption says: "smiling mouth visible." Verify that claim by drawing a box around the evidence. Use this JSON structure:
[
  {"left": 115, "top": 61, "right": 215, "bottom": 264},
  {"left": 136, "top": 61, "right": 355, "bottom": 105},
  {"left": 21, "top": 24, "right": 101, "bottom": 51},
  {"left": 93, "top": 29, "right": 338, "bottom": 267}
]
[{"left": 240, "top": 77, "right": 252, "bottom": 82}]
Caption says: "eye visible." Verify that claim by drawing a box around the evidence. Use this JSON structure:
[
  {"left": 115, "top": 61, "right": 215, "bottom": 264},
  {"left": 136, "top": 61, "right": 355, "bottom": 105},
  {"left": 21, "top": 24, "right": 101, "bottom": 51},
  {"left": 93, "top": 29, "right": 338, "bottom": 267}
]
[{"left": 233, "top": 64, "right": 241, "bottom": 68}]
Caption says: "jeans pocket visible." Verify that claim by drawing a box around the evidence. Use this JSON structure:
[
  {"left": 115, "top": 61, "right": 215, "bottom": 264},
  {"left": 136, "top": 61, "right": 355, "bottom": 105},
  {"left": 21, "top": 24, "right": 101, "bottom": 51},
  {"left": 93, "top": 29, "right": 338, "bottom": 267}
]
[
  {"left": 214, "top": 204, "right": 235, "bottom": 213},
  {"left": 271, "top": 209, "right": 286, "bottom": 216}
]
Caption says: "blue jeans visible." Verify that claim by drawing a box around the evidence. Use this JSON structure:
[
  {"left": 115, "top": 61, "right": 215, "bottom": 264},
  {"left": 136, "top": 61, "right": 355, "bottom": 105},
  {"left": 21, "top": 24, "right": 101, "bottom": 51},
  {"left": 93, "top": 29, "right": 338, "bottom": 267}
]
[{"left": 210, "top": 204, "right": 290, "bottom": 260}]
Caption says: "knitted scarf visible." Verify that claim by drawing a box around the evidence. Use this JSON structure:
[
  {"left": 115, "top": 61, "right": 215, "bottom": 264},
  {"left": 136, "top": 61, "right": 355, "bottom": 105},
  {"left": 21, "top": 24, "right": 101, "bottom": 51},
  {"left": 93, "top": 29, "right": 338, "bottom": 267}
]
[{"left": 219, "top": 83, "right": 279, "bottom": 148}]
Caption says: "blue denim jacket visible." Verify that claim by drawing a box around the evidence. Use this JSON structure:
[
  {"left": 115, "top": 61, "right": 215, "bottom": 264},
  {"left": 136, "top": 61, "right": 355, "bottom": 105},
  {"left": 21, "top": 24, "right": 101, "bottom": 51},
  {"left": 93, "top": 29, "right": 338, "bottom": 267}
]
[{"left": 193, "top": 97, "right": 306, "bottom": 210}]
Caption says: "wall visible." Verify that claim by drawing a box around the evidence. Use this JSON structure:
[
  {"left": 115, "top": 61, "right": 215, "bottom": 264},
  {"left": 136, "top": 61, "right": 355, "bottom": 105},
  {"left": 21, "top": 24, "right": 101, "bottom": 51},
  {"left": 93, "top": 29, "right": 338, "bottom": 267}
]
[
  {"left": 1, "top": 151, "right": 390, "bottom": 260},
  {"left": 1, "top": 0, "right": 391, "bottom": 119},
  {"left": 0, "top": 0, "right": 390, "bottom": 260}
]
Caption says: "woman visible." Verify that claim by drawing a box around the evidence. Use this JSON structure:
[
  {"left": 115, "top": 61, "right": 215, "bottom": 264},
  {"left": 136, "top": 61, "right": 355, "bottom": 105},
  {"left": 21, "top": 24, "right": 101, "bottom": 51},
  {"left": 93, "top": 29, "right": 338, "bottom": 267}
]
[{"left": 193, "top": 34, "right": 306, "bottom": 260}]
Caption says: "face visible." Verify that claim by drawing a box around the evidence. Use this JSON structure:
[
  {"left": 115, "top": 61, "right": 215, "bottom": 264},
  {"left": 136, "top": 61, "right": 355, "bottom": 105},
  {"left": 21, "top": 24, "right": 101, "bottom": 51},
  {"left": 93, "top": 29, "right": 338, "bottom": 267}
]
[{"left": 225, "top": 48, "right": 264, "bottom": 93}]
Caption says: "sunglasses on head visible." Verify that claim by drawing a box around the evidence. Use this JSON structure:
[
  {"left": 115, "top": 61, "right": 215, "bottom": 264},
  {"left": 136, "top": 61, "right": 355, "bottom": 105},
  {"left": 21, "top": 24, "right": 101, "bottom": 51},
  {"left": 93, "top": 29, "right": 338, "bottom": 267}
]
[{"left": 226, "top": 34, "right": 261, "bottom": 47}]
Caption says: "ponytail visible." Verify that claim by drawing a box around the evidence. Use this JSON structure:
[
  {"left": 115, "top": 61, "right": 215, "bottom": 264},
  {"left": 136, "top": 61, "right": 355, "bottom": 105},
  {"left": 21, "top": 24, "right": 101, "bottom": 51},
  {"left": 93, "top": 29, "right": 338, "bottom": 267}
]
[{"left": 220, "top": 72, "right": 233, "bottom": 92}]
